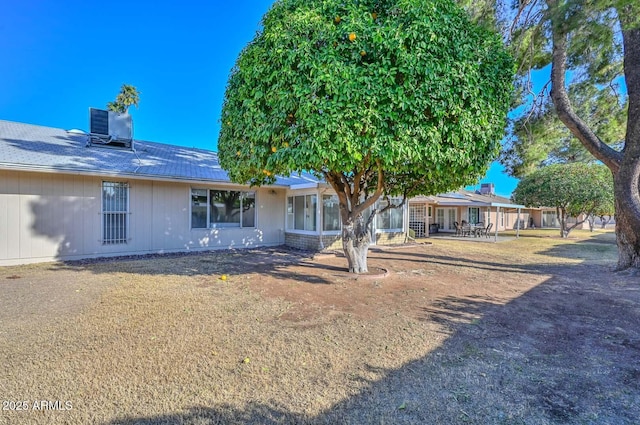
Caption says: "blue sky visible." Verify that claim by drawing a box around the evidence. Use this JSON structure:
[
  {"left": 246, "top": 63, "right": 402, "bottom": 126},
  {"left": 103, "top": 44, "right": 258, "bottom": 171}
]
[{"left": 0, "top": 0, "right": 518, "bottom": 197}]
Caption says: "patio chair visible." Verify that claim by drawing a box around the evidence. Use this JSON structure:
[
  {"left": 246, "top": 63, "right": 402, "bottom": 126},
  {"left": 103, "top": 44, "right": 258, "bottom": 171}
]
[
  {"left": 481, "top": 223, "right": 493, "bottom": 238},
  {"left": 454, "top": 221, "right": 462, "bottom": 236},
  {"left": 460, "top": 222, "right": 472, "bottom": 237}
]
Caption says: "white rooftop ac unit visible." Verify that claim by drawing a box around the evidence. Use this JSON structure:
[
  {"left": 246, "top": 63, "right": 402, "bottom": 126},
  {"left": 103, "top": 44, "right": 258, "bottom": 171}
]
[
  {"left": 480, "top": 183, "right": 495, "bottom": 195},
  {"left": 89, "top": 108, "right": 133, "bottom": 149}
]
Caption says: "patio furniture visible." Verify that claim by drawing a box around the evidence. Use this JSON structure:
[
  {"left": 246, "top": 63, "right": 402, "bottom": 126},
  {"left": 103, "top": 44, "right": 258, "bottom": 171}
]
[
  {"left": 454, "top": 221, "right": 462, "bottom": 236},
  {"left": 429, "top": 223, "right": 440, "bottom": 234},
  {"left": 461, "top": 223, "right": 473, "bottom": 237},
  {"left": 479, "top": 223, "right": 493, "bottom": 238}
]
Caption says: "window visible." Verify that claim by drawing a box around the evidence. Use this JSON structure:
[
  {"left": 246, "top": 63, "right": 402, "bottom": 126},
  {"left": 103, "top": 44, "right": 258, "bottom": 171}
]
[
  {"left": 287, "top": 194, "right": 317, "bottom": 231},
  {"left": 102, "top": 181, "right": 129, "bottom": 244},
  {"left": 376, "top": 198, "right": 404, "bottom": 230},
  {"left": 428, "top": 206, "right": 432, "bottom": 218},
  {"left": 191, "top": 189, "right": 255, "bottom": 229},
  {"left": 323, "top": 195, "right": 341, "bottom": 231},
  {"left": 468, "top": 207, "right": 480, "bottom": 224},
  {"left": 436, "top": 209, "right": 445, "bottom": 229},
  {"left": 542, "top": 211, "right": 558, "bottom": 227}
]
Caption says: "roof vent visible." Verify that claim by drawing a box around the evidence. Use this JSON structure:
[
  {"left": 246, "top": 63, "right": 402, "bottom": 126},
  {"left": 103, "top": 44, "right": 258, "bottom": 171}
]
[
  {"left": 480, "top": 183, "right": 495, "bottom": 195},
  {"left": 88, "top": 108, "right": 133, "bottom": 150}
]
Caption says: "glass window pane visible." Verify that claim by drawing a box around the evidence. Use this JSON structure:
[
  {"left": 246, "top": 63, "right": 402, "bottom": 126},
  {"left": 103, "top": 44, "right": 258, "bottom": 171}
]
[
  {"left": 391, "top": 198, "right": 404, "bottom": 229},
  {"left": 294, "top": 196, "right": 305, "bottom": 230},
  {"left": 305, "top": 195, "right": 317, "bottom": 231},
  {"left": 376, "top": 200, "right": 390, "bottom": 229},
  {"left": 390, "top": 206, "right": 403, "bottom": 229},
  {"left": 323, "top": 195, "right": 341, "bottom": 231},
  {"left": 191, "top": 189, "right": 208, "bottom": 228},
  {"left": 241, "top": 192, "right": 256, "bottom": 228},
  {"left": 377, "top": 198, "right": 403, "bottom": 229},
  {"left": 210, "top": 190, "right": 241, "bottom": 227},
  {"left": 469, "top": 207, "right": 480, "bottom": 224},
  {"left": 287, "top": 197, "right": 294, "bottom": 230},
  {"left": 448, "top": 208, "right": 456, "bottom": 225},
  {"left": 436, "top": 209, "right": 444, "bottom": 228}
]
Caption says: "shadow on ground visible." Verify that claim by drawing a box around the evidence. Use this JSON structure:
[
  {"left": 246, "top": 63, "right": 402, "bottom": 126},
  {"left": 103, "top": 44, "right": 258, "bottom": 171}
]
[
  {"left": 104, "top": 258, "right": 640, "bottom": 424},
  {"left": 46, "top": 248, "right": 338, "bottom": 285}
]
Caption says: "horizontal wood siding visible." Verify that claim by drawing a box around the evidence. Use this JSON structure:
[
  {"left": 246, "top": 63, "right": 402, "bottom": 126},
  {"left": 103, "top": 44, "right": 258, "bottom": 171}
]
[{"left": 0, "top": 170, "right": 287, "bottom": 265}]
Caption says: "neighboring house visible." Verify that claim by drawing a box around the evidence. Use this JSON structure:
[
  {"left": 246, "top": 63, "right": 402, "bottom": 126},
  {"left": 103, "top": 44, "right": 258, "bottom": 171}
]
[
  {"left": 0, "top": 118, "right": 407, "bottom": 265},
  {"left": 528, "top": 207, "right": 592, "bottom": 230},
  {"left": 408, "top": 184, "right": 527, "bottom": 236}
]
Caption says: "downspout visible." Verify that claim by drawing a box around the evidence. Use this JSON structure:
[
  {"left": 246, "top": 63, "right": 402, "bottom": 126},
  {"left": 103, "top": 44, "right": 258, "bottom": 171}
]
[{"left": 517, "top": 207, "right": 521, "bottom": 238}]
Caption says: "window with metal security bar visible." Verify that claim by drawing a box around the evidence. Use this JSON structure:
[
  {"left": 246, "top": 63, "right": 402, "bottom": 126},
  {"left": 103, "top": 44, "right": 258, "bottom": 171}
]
[{"left": 102, "top": 182, "right": 129, "bottom": 244}]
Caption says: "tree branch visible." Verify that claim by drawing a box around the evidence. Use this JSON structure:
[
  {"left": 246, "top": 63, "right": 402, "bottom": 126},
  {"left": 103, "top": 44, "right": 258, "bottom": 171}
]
[
  {"left": 548, "top": 0, "right": 622, "bottom": 172},
  {"left": 353, "top": 161, "right": 385, "bottom": 217}
]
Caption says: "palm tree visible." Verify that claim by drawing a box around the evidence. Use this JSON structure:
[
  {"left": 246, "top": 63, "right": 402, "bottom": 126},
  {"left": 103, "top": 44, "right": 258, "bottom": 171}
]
[{"left": 107, "top": 84, "right": 140, "bottom": 114}]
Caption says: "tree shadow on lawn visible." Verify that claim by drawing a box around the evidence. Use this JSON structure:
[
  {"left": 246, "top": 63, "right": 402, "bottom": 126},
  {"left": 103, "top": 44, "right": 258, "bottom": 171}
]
[
  {"left": 104, "top": 261, "right": 640, "bottom": 425},
  {"left": 45, "top": 248, "right": 338, "bottom": 285},
  {"left": 534, "top": 231, "right": 619, "bottom": 263}
]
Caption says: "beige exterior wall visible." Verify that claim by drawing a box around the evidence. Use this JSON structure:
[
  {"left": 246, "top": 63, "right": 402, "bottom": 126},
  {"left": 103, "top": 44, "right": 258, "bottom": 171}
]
[
  {"left": 0, "top": 170, "right": 286, "bottom": 265},
  {"left": 481, "top": 208, "right": 530, "bottom": 232}
]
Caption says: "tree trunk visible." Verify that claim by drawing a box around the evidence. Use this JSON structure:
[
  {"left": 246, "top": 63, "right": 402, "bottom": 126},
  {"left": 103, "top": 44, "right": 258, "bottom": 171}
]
[
  {"left": 341, "top": 216, "right": 371, "bottom": 274},
  {"left": 613, "top": 160, "right": 640, "bottom": 270},
  {"left": 548, "top": 5, "right": 640, "bottom": 268},
  {"left": 613, "top": 20, "right": 640, "bottom": 270},
  {"left": 557, "top": 207, "right": 568, "bottom": 238},
  {"left": 600, "top": 215, "right": 612, "bottom": 229},
  {"left": 587, "top": 214, "right": 595, "bottom": 232}
]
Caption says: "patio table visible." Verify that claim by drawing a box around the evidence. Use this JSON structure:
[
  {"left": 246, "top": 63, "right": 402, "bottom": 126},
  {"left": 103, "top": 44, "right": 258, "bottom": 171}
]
[{"left": 462, "top": 224, "right": 484, "bottom": 237}]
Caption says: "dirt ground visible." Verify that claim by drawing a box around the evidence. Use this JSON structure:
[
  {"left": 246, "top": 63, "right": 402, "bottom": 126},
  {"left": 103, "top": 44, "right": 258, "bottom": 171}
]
[{"left": 0, "top": 229, "right": 639, "bottom": 424}]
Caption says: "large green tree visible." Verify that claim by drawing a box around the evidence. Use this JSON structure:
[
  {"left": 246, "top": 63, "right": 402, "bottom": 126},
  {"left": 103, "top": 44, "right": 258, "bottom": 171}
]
[
  {"left": 502, "top": 82, "right": 627, "bottom": 177},
  {"left": 218, "top": 0, "right": 513, "bottom": 273},
  {"left": 107, "top": 84, "right": 140, "bottom": 114},
  {"left": 498, "top": 0, "right": 640, "bottom": 270},
  {"left": 513, "top": 163, "right": 614, "bottom": 238}
]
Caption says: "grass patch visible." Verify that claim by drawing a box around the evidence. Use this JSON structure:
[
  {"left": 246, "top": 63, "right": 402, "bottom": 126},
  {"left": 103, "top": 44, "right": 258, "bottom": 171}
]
[{"left": 0, "top": 231, "right": 638, "bottom": 424}]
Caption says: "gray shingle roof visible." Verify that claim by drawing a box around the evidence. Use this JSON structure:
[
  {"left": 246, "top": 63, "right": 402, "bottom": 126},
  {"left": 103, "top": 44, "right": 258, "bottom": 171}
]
[{"left": 0, "top": 119, "right": 321, "bottom": 187}]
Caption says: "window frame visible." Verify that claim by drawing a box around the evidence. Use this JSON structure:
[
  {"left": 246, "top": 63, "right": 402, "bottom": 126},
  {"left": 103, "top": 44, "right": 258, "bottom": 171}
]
[
  {"left": 190, "top": 188, "right": 257, "bottom": 230},
  {"left": 286, "top": 193, "right": 318, "bottom": 233},
  {"left": 376, "top": 197, "right": 405, "bottom": 233},
  {"left": 322, "top": 194, "right": 342, "bottom": 233},
  {"left": 101, "top": 181, "right": 130, "bottom": 245},
  {"left": 468, "top": 207, "right": 480, "bottom": 225}
]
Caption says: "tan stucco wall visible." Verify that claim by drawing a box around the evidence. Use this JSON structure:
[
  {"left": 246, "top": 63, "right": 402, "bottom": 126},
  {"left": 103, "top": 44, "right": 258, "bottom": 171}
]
[{"left": 0, "top": 170, "right": 286, "bottom": 265}]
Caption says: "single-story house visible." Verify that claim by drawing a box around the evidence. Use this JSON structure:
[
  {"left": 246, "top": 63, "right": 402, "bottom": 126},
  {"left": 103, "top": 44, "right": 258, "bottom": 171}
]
[
  {"left": 0, "top": 117, "right": 407, "bottom": 265},
  {"left": 408, "top": 185, "right": 527, "bottom": 237},
  {"left": 527, "top": 207, "right": 594, "bottom": 230}
]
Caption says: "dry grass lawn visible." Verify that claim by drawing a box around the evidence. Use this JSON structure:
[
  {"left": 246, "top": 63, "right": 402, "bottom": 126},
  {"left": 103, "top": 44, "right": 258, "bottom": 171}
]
[{"left": 1, "top": 229, "right": 639, "bottom": 424}]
